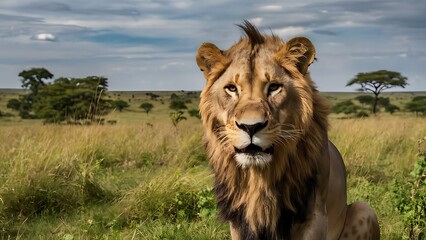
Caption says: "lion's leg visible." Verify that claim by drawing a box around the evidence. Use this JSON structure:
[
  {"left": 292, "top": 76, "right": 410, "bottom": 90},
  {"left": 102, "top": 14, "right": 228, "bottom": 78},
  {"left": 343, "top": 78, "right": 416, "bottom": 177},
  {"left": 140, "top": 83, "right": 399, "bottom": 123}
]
[{"left": 339, "top": 201, "right": 380, "bottom": 240}]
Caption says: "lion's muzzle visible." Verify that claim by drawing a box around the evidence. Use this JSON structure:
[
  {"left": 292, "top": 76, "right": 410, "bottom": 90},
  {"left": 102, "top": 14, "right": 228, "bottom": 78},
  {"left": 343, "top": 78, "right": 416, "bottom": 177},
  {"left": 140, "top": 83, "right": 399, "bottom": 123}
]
[
  {"left": 235, "top": 121, "right": 268, "bottom": 138},
  {"left": 233, "top": 120, "right": 274, "bottom": 168}
]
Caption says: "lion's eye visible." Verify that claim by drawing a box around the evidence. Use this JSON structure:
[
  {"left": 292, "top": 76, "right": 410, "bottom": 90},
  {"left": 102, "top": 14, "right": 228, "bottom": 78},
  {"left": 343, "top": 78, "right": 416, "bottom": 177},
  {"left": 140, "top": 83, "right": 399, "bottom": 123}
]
[
  {"left": 225, "top": 84, "right": 237, "bottom": 92},
  {"left": 268, "top": 83, "right": 282, "bottom": 96},
  {"left": 224, "top": 84, "right": 238, "bottom": 97}
]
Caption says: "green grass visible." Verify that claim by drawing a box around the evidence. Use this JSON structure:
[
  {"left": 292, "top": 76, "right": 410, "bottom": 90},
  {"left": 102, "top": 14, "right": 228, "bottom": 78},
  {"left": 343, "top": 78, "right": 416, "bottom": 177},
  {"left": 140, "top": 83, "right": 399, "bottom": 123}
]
[
  {"left": 0, "top": 90, "right": 425, "bottom": 239},
  {"left": 329, "top": 116, "right": 426, "bottom": 239}
]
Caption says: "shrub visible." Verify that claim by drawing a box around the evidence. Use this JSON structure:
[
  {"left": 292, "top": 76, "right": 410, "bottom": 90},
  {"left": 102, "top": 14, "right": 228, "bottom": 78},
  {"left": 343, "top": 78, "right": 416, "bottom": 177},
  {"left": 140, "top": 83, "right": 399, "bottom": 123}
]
[
  {"left": 170, "top": 111, "right": 187, "bottom": 129},
  {"left": 385, "top": 104, "right": 400, "bottom": 114},
  {"left": 6, "top": 99, "right": 21, "bottom": 111},
  {"left": 107, "top": 120, "right": 117, "bottom": 125},
  {"left": 140, "top": 102, "right": 154, "bottom": 115},
  {"left": 406, "top": 97, "right": 426, "bottom": 116},
  {"left": 111, "top": 100, "right": 130, "bottom": 112},
  {"left": 169, "top": 187, "right": 216, "bottom": 221},
  {"left": 332, "top": 100, "right": 361, "bottom": 117},
  {"left": 169, "top": 100, "right": 187, "bottom": 111},
  {"left": 393, "top": 138, "right": 426, "bottom": 239},
  {"left": 188, "top": 109, "right": 201, "bottom": 119},
  {"left": 356, "top": 110, "right": 369, "bottom": 118},
  {"left": 0, "top": 110, "right": 13, "bottom": 118}
]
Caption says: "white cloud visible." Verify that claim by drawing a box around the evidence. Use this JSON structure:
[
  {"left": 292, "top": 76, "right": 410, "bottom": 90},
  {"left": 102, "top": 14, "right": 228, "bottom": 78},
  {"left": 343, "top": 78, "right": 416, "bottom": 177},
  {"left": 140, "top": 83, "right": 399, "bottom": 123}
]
[
  {"left": 274, "top": 26, "right": 309, "bottom": 38},
  {"left": 171, "top": 0, "right": 192, "bottom": 9},
  {"left": 260, "top": 5, "right": 283, "bottom": 11},
  {"left": 32, "top": 33, "right": 56, "bottom": 41},
  {"left": 248, "top": 18, "right": 263, "bottom": 26},
  {"left": 398, "top": 53, "right": 407, "bottom": 58},
  {"left": 160, "top": 62, "right": 185, "bottom": 70}
]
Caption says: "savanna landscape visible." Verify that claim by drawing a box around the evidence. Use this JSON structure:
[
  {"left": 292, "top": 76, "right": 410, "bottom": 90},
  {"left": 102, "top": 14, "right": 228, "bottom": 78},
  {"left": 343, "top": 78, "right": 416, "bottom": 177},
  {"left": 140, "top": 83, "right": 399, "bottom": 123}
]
[{"left": 0, "top": 86, "right": 425, "bottom": 239}]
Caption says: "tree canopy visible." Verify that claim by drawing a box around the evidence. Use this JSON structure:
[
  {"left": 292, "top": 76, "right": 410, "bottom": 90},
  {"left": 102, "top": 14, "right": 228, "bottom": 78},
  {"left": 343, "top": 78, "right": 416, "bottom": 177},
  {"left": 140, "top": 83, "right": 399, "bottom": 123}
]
[
  {"left": 347, "top": 70, "right": 408, "bottom": 114},
  {"left": 169, "top": 100, "right": 187, "bottom": 111},
  {"left": 19, "top": 68, "right": 54, "bottom": 92},
  {"left": 6, "top": 99, "right": 21, "bottom": 111},
  {"left": 112, "top": 100, "right": 130, "bottom": 112},
  {"left": 33, "top": 76, "right": 110, "bottom": 123},
  {"left": 355, "top": 95, "right": 375, "bottom": 106},
  {"left": 140, "top": 102, "right": 154, "bottom": 115},
  {"left": 16, "top": 68, "right": 54, "bottom": 117},
  {"left": 406, "top": 96, "right": 426, "bottom": 116}
]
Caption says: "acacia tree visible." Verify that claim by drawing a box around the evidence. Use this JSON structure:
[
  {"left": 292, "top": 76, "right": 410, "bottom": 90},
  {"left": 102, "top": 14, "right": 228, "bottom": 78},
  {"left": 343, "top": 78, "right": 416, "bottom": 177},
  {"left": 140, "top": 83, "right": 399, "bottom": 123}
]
[
  {"left": 33, "top": 76, "right": 111, "bottom": 123},
  {"left": 111, "top": 99, "right": 129, "bottom": 112},
  {"left": 346, "top": 70, "right": 408, "bottom": 114},
  {"left": 140, "top": 102, "right": 154, "bottom": 115},
  {"left": 19, "top": 67, "right": 54, "bottom": 96},
  {"left": 169, "top": 100, "right": 187, "bottom": 111},
  {"left": 406, "top": 96, "right": 426, "bottom": 116},
  {"left": 16, "top": 67, "right": 54, "bottom": 117}
]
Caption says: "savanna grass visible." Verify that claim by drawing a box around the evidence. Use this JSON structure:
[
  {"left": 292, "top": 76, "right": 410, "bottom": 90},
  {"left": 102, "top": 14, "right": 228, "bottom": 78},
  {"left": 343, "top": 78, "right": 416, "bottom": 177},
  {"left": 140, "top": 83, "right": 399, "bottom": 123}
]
[
  {"left": 0, "top": 115, "right": 424, "bottom": 239},
  {"left": 329, "top": 115, "right": 426, "bottom": 239},
  {"left": 0, "top": 120, "right": 211, "bottom": 238}
]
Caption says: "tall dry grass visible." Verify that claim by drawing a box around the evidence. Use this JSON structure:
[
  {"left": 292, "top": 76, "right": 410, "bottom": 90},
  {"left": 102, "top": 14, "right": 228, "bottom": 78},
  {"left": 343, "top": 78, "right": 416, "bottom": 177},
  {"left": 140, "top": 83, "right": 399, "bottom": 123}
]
[
  {"left": 0, "top": 120, "right": 212, "bottom": 237},
  {"left": 0, "top": 115, "right": 424, "bottom": 238},
  {"left": 330, "top": 116, "right": 425, "bottom": 170},
  {"left": 329, "top": 116, "right": 426, "bottom": 238}
]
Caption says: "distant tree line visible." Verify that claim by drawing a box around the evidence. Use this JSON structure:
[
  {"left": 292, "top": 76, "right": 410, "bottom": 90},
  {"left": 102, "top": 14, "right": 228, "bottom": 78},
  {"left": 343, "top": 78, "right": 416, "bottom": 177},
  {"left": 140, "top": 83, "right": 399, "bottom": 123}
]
[
  {"left": 4, "top": 68, "right": 203, "bottom": 126},
  {"left": 7, "top": 67, "right": 111, "bottom": 123}
]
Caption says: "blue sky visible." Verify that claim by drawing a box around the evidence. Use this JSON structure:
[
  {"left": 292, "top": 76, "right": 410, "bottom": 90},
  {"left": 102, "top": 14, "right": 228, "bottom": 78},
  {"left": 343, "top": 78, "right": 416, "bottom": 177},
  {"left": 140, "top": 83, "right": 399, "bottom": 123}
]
[{"left": 0, "top": 0, "right": 425, "bottom": 91}]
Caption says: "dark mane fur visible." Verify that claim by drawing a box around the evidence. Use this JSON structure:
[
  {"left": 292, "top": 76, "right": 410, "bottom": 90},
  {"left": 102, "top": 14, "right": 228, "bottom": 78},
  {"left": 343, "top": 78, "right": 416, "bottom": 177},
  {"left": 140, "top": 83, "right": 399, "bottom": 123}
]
[{"left": 237, "top": 20, "right": 265, "bottom": 47}]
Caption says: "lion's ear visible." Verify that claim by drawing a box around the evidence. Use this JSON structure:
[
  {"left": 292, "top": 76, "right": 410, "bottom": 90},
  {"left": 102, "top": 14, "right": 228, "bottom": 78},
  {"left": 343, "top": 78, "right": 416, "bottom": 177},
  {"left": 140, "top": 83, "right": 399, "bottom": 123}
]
[
  {"left": 196, "top": 42, "right": 230, "bottom": 80},
  {"left": 279, "top": 37, "right": 316, "bottom": 75}
]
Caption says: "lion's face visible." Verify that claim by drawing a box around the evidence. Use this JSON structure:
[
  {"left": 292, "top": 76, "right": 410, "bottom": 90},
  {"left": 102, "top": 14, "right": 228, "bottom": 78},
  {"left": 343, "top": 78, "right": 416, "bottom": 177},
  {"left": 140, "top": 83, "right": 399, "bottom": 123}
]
[{"left": 197, "top": 32, "right": 316, "bottom": 169}]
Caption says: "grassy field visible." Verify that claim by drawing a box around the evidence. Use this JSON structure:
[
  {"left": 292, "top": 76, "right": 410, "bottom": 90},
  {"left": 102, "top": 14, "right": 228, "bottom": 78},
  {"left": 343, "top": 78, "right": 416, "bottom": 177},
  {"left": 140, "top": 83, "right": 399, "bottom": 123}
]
[{"left": 0, "top": 90, "right": 425, "bottom": 239}]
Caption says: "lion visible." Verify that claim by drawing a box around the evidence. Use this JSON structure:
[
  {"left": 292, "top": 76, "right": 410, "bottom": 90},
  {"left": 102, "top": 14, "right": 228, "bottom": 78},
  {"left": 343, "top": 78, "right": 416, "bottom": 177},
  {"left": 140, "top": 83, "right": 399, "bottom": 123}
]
[{"left": 196, "top": 21, "right": 380, "bottom": 240}]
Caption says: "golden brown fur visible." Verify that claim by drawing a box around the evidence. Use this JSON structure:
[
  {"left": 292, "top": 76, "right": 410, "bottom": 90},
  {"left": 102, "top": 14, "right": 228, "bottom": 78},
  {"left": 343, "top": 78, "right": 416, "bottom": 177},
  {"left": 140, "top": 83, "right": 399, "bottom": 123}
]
[{"left": 196, "top": 21, "right": 379, "bottom": 239}]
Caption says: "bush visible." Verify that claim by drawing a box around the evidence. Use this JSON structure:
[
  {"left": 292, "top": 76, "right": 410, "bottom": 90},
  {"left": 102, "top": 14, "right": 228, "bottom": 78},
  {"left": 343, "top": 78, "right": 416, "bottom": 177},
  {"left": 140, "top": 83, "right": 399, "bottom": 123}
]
[
  {"left": 393, "top": 138, "right": 426, "bottom": 239},
  {"left": 170, "top": 111, "right": 187, "bottom": 128},
  {"left": 6, "top": 99, "right": 21, "bottom": 111},
  {"left": 0, "top": 110, "right": 13, "bottom": 118},
  {"left": 356, "top": 110, "right": 369, "bottom": 118},
  {"left": 140, "top": 102, "right": 154, "bottom": 114},
  {"left": 111, "top": 100, "right": 130, "bottom": 112},
  {"left": 332, "top": 100, "right": 361, "bottom": 117},
  {"left": 385, "top": 104, "right": 400, "bottom": 114},
  {"left": 169, "top": 101, "right": 187, "bottom": 111},
  {"left": 169, "top": 187, "right": 216, "bottom": 221},
  {"left": 188, "top": 109, "right": 201, "bottom": 119},
  {"left": 406, "top": 97, "right": 426, "bottom": 116}
]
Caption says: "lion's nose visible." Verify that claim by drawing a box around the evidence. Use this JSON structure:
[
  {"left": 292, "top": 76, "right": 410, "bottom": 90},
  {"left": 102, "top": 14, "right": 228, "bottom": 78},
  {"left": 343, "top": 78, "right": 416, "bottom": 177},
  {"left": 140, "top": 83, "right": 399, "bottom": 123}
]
[{"left": 236, "top": 121, "right": 268, "bottom": 137}]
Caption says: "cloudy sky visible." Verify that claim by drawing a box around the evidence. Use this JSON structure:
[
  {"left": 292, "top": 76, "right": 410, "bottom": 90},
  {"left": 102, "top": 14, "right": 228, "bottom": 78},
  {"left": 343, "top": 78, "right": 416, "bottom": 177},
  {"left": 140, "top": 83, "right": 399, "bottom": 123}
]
[{"left": 0, "top": 0, "right": 425, "bottom": 91}]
